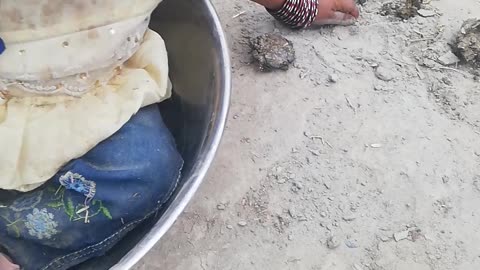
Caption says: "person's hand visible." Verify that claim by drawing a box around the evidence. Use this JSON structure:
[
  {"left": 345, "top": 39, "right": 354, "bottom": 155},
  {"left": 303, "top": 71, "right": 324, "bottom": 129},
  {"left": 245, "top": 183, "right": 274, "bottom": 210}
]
[
  {"left": 314, "top": 0, "right": 360, "bottom": 26},
  {"left": 0, "top": 253, "right": 19, "bottom": 270}
]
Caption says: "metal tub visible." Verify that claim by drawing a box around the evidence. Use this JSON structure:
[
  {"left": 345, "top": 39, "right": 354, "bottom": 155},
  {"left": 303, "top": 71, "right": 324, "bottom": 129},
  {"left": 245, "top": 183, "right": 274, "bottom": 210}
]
[{"left": 74, "top": 0, "right": 230, "bottom": 268}]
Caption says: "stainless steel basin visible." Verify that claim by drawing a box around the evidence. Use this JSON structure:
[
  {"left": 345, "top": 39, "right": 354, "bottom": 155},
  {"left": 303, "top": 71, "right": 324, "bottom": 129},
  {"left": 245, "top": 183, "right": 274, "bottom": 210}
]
[{"left": 74, "top": 0, "right": 230, "bottom": 268}]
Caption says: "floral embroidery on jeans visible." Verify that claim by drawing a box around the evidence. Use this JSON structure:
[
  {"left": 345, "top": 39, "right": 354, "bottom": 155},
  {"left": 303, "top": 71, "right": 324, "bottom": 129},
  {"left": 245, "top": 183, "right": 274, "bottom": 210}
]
[
  {"left": 9, "top": 191, "right": 44, "bottom": 212},
  {"left": 25, "top": 208, "right": 58, "bottom": 240},
  {"left": 46, "top": 185, "right": 112, "bottom": 223},
  {"left": 59, "top": 172, "right": 96, "bottom": 201}
]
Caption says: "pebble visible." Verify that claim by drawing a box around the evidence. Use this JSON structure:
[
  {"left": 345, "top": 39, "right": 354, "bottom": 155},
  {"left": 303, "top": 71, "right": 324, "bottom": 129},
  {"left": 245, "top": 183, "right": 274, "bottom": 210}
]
[
  {"left": 345, "top": 239, "right": 359, "bottom": 248},
  {"left": 343, "top": 215, "right": 356, "bottom": 222},
  {"left": 250, "top": 33, "right": 295, "bottom": 71},
  {"left": 375, "top": 65, "right": 395, "bottom": 81},
  {"left": 327, "top": 236, "right": 341, "bottom": 249},
  {"left": 320, "top": 212, "right": 327, "bottom": 217},
  {"left": 226, "top": 224, "right": 233, "bottom": 229},
  {"left": 353, "top": 264, "right": 363, "bottom": 270},
  {"left": 328, "top": 74, "right": 339, "bottom": 83},
  {"left": 442, "top": 77, "right": 453, "bottom": 86},
  {"left": 293, "top": 181, "right": 303, "bottom": 189},
  {"left": 417, "top": 9, "right": 437, "bottom": 17},
  {"left": 454, "top": 19, "right": 480, "bottom": 68},
  {"left": 380, "top": 235, "right": 391, "bottom": 242},
  {"left": 288, "top": 208, "right": 297, "bottom": 218},
  {"left": 238, "top": 221, "right": 248, "bottom": 227},
  {"left": 394, "top": 230, "right": 409, "bottom": 242},
  {"left": 438, "top": 51, "right": 460, "bottom": 66}
]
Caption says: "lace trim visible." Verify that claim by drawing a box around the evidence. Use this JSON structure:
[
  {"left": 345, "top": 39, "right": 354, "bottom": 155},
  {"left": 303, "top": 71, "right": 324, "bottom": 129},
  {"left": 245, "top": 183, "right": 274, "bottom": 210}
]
[{"left": 0, "top": 15, "right": 149, "bottom": 97}]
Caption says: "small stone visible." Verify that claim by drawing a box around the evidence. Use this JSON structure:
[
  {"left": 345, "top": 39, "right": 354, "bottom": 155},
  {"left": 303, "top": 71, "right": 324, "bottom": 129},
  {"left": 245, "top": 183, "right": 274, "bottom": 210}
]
[
  {"left": 288, "top": 208, "right": 297, "bottom": 218},
  {"left": 421, "top": 59, "right": 437, "bottom": 68},
  {"left": 474, "top": 177, "right": 480, "bottom": 192},
  {"left": 453, "top": 19, "right": 480, "bottom": 67},
  {"left": 370, "top": 143, "right": 383, "bottom": 148},
  {"left": 380, "top": 1, "right": 420, "bottom": 19},
  {"left": 345, "top": 239, "right": 359, "bottom": 248},
  {"left": 357, "top": 0, "right": 367, "bottom": 5},
  {"left": 442, "top": 77, "right": 452, "bottom": 86},
  {"left": 298, "top": 216, "right": 308, "bottom": 221},
  {"left": 320, "top": 212, "right": 327, "bottom": 218},
  {"left": 238, "top": 221, "right": 247, "bottom": 227},
  {"left": 217, "top": 203, "right": 226, "bottom": 210},
  {"left": 343, "top": 215, "right": 356, "bottom": 222},
  {"left": 409, "top": 228, "right": 423, "bottom": 242},
  {"left": 417, "top": 9, "right": 436, "bottom": 17},
  {"left": 327, "top": 236, "right": 341, "bottom": 249},
  {"left": 442, "top": 175, "right": 449, "bottom": 184},
  {"left": 380, "top": 235, "right": 391, "bottom": 242},
  {"left": 375, "top": 65, "right": 395, "bottom": 81},
  {"left": 437, "top": 51, "right": 460, "bottom": 66},
  {"left": 394, "top": 230, "right": 409, "bottom": 242},
  {"left": 293, "top": 182, "right": 303, "bottom": 190},
  {"left": 353, "top": 264, "right": 363, "bottom": 270},
  {"left": 226, "top": 225, "right": 233, "bottom": 229},
  {"left": 328, "top": 74, "right": 339, "bottom": 83},
  {"left": 250, "top": 33, "right": 295, "bottom": 71},
  {"left": 277, "top": 178, "right": 287, "bottom": 184}
]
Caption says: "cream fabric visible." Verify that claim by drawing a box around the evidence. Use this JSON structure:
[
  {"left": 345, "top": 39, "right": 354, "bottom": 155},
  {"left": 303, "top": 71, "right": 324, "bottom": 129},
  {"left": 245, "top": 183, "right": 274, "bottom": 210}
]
[
  {"left": 0, "top": 0, "right": 163, "bottom": 96},
  {"left": 0, "top": 15, "right": 150, "bottom": 95},
  {"left": 0, "top": 0, "right": 161, "bottom": 43},
  {"left": 0, "top": 30, "right": 171, "bottom": 191}
]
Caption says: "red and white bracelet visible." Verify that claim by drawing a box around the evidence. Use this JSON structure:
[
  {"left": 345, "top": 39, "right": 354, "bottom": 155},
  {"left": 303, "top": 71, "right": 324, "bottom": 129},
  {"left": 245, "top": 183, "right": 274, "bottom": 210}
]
[{"left": 267, "top": 0, "right": 319, "bottom": 29}]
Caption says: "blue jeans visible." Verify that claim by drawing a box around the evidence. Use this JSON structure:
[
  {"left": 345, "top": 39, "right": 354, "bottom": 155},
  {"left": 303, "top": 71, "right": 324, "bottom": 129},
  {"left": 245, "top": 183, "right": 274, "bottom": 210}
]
[{"left": 0, "top": 105, "right": 183, "bottom": 270}]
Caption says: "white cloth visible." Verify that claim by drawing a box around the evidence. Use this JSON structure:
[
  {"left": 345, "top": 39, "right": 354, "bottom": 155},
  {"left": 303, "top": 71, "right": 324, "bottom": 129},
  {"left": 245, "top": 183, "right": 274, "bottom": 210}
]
[
  {"left": 0, "top": 0, "right": 163, "bottom": 96},
  {"left": 0, "top": 30, "right": 171, "bottom": 191}
]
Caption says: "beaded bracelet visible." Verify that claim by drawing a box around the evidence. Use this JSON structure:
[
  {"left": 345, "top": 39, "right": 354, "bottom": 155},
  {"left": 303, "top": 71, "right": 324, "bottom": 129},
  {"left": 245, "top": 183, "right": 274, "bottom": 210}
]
[{"left": 267, "top": 0, "right": 319, "bottom": 29}]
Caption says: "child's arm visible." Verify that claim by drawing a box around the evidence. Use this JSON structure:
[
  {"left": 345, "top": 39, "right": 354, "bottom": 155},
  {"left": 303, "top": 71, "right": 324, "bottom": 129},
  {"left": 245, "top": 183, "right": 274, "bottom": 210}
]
[{"left": 250, "top": 0, "right": 359, "bottom": 27}]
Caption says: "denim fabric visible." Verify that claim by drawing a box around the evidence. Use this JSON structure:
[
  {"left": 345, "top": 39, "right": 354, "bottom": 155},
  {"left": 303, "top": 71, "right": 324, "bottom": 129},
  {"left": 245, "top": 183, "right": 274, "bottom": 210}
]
[{"left": 0, "top": 105, "right": 183, "bottom": 270}]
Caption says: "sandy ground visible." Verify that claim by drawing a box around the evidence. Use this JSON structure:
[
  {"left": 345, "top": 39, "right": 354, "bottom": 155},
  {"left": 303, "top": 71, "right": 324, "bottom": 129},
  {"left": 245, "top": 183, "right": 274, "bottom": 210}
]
[{"left": 134, "top": 0, "right": 480, "bottom": 269}]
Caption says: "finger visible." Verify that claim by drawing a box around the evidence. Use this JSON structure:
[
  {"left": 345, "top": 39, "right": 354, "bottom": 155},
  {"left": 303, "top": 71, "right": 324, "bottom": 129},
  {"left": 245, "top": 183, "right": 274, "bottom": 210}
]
[
  {"left": 314, "top": 11, "right": 356, "bottom": 26},
  {"left": 335, "top": 0, "right": 360, "bottom": 18},
  {"left": 0, "top": 254, "right": 19, "bottom": 270}
]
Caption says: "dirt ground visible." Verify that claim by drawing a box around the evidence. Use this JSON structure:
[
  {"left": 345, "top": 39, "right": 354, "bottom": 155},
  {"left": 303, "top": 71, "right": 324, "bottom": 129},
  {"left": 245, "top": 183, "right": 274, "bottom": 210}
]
[{"left": 134, "top": 0, "right": 480, "bottom": 269}]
